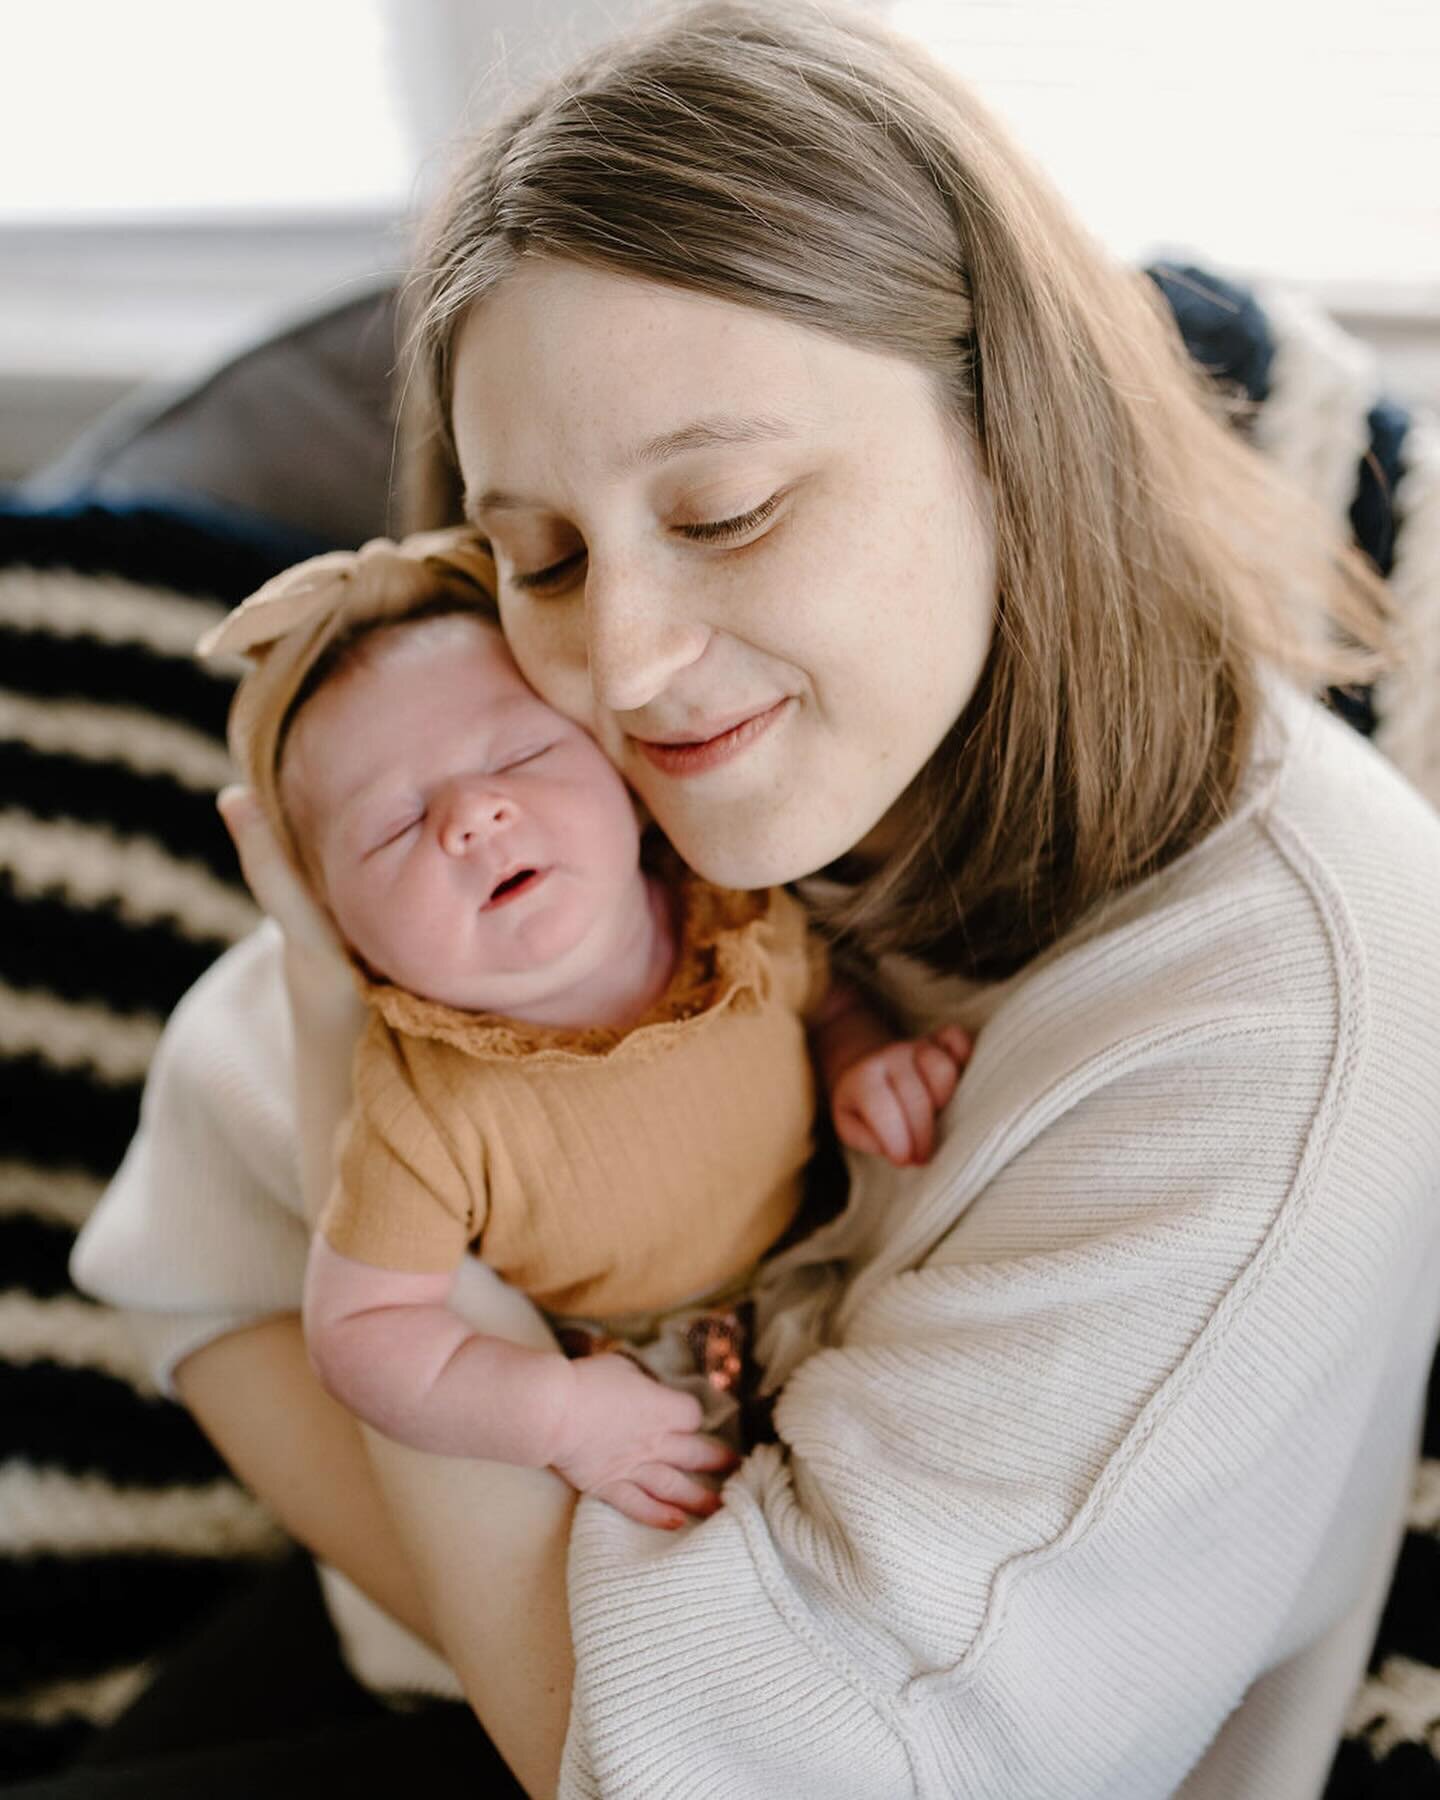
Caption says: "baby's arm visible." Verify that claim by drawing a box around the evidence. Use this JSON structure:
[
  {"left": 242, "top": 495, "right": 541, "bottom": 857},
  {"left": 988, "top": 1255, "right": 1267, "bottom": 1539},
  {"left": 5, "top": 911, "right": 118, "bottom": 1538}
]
[
  {"left": 303, "top": 1236, "right": 733, "bottom": 1529},
  {"left": 810, "top": 977, "right": 972, "bottom": 1166}
]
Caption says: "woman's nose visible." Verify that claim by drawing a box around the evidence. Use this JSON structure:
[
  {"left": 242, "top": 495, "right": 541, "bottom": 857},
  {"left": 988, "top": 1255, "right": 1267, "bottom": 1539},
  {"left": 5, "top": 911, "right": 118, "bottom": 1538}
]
[
  {"left": 435, "top": 782, "right": 517, "bottom": 858},
  {"left": 583, "top": 561, "right": 710, "bottom": 715}
]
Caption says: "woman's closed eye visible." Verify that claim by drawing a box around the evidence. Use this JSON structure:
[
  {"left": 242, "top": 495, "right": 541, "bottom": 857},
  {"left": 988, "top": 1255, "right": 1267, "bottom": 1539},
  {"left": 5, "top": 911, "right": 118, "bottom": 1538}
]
[
  {"left": 507, "top": 492, "right": 786, "bottom": 593},
  {"left": 678, "top": 491, "right": 784, "bottom": 544}
]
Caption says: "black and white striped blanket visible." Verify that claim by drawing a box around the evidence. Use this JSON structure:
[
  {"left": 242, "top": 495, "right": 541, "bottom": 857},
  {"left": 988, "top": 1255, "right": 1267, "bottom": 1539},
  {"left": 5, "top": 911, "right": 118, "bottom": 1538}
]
[{"left": 0, "top": 269, "right": 1436, "bottom": 1790}]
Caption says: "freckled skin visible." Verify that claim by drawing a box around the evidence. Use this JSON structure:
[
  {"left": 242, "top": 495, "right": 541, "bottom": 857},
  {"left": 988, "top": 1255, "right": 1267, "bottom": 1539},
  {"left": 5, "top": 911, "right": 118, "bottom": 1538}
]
[{"left": 451, "top": 261, "right": 998, "bottom": 890}]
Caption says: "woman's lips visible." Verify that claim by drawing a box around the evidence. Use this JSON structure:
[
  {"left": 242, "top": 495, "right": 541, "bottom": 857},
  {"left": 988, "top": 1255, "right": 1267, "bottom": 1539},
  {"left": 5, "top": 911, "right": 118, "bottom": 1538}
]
[{"left": 631, "top": 699, "right": 791, "bottom": 777}]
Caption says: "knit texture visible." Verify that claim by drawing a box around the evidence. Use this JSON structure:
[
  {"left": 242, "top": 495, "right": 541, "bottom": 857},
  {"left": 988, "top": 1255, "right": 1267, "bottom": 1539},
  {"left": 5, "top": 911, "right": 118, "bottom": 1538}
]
[{"left": 554, "top": 688, "right": 1440, "bottom": 1798}]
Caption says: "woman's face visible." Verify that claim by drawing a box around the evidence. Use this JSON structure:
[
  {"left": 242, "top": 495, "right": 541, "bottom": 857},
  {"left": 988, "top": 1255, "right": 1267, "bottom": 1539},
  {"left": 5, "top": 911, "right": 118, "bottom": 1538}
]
[{"left": 451, "top": 260, "right": 996, "bottom": 888}]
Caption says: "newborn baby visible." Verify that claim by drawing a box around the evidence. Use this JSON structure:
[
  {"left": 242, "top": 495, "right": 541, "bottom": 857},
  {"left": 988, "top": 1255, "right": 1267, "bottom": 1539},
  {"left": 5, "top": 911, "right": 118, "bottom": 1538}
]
[{"left": 201, "top": 530, "right": 969, "bottom": 1527}]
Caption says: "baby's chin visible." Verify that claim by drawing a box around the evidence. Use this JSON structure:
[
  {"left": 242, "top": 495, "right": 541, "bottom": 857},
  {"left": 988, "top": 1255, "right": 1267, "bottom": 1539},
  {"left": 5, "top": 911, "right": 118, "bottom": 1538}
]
[
  {"left": 359, "top": 926, "right": 595, "bottom": 1016},
  {"left": 340, "top": 933, "right": 491, "bottom": 1009}
]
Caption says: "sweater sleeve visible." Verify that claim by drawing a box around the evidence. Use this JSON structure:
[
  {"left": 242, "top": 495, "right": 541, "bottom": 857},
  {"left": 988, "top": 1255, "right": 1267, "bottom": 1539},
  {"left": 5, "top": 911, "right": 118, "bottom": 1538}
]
[
  {"left": 70, "top": 922, "right": 311, "bottom": 1396},
  {"left": 557, "top": 828, "right": 1435, "bottom": 1796}
]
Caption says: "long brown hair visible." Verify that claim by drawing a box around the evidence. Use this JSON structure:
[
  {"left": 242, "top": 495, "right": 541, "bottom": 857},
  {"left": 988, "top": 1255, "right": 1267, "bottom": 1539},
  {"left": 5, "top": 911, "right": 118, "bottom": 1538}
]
[{"left": 400, "top": 0, "right": 1389, "bottom": 977}]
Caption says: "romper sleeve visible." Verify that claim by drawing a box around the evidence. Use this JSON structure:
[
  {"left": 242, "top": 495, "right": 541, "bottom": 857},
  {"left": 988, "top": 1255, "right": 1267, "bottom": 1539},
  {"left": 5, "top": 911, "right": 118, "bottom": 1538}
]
[
  {"left": 69, "top": 922, "right": 311, "bottom": 1397},
  {"left": 555, "top": 814, "right": 1440, "bottom": 1797},
  {"left": 320, "top": 1020, "right": 483, "bottom": 1275}
]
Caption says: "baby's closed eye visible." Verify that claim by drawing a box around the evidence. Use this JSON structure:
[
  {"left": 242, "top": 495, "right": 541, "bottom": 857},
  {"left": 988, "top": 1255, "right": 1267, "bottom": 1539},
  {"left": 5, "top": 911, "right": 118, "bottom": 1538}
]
[{"left": 366, "top": 814, "right": 423, "bottom": 856}]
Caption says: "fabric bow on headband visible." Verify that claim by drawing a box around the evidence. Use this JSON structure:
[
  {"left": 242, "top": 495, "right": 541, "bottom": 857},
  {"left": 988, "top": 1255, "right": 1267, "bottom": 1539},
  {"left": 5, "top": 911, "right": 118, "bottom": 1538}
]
[
  {"left": 198, "top": 526, "right": 499, "bottom": 878},
  {"left": 196, "top": 526, "right": 497, "bottom": 662}
]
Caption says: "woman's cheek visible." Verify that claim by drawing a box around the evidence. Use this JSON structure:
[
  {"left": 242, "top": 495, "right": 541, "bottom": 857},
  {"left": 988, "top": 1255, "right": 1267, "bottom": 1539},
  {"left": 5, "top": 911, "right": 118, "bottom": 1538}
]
[{"left": 498, "top": 599, "right": 591, "bottom": 727}]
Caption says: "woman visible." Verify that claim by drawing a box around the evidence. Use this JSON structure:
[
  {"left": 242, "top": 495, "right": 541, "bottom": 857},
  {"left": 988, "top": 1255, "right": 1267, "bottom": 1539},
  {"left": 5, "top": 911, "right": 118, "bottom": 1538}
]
[{"left": 69, "top": 3, "right": 1440, "bottom": 1796}]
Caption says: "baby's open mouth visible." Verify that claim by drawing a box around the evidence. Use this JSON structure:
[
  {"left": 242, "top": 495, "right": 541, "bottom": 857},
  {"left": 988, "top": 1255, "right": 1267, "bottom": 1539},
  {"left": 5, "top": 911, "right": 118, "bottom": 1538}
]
[{"left": 484, "top": 867, "right": 543, "bottom": 909}]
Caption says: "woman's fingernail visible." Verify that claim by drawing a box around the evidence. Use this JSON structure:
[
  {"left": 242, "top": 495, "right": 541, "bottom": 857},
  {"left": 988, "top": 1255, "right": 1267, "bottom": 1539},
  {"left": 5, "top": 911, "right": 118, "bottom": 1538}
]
[{"left": 217, "top": 785, "right": 255, "bottom": 825}]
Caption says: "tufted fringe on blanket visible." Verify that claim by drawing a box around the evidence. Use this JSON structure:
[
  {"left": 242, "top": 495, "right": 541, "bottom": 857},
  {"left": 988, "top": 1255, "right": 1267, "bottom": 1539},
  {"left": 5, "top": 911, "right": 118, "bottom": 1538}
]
[
  {"left": 1252, "top": 282, "right": 1382, "bottom": 524},
  {"left": 1248, "top": 280, "right": 1440, "bottom": 817},
  {"left": 1375, "top": 418, "right": 1440, "bottom": 811}
]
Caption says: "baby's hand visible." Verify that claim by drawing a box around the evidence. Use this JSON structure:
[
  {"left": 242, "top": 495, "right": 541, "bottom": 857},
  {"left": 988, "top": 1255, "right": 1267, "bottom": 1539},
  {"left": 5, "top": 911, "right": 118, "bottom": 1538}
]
[
  {"left": 550, "top": 1353, "right": 738, "bottom": 1530},
  {"left": 831, "top": 1025, "right": 972, "bottom": 1166}
]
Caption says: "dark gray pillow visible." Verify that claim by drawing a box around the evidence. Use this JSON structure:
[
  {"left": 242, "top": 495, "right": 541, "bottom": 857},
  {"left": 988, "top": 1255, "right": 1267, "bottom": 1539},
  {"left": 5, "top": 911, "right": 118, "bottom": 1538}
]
[{"left": 26, "top": 286, "right": 401, "bottom": 549}]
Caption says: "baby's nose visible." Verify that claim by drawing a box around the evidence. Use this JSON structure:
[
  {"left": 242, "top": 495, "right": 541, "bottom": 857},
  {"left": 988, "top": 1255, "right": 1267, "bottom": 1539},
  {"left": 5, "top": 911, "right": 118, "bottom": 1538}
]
[{"left": 436, "top": 783, "right": 517, "bottom": 857}]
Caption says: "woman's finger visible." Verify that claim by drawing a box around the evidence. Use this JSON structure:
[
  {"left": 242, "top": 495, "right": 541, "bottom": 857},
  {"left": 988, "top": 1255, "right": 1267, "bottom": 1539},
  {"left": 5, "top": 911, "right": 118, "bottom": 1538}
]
[{"left": 217, "top": 785, "right": 345, "bottom": 962}]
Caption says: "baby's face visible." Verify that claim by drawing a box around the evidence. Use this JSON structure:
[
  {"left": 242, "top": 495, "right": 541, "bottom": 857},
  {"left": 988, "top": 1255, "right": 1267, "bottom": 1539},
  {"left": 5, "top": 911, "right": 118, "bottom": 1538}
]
[{"left": 282, "top": 616, "right": 643, "bottom": 1010}]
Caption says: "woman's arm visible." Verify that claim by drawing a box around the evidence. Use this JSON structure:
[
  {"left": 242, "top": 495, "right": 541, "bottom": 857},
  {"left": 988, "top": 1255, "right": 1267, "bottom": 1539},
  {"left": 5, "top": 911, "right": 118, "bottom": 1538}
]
[
  {"left": 363, "top": 1424, "right": 576, "bottom": 1797},
  {"left": 217, "top": 787, "right": 579, "bottom": 1797},
  {"left": 173, "top": 1312, "right": 438, "bottom": 1649},
  {"left": 175, "top": 1306, "right": 577, "bottom": 1800}
]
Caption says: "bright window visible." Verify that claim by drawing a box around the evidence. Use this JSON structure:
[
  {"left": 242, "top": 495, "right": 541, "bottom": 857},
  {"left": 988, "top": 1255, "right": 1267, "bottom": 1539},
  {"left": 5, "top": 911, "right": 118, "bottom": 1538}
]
[
  {"left": 890, "top": 0, "right": 1440, "bottom": 292},
  {"left": 0, "top": 0, "right": 411, "bottom": 220}
]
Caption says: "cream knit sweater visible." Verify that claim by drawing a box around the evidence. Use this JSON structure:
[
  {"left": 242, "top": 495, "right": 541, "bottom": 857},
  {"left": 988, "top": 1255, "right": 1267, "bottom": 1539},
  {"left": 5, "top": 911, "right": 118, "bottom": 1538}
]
[{"left": 73, "top": 682, "right": 1440, "bottom": 1799}]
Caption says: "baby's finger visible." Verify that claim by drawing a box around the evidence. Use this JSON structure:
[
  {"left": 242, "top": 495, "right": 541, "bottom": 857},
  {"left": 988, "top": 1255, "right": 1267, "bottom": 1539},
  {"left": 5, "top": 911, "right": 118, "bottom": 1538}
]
[
  {"left": 644, "top": 1379, "right": 705, "bottom": 1434},
  {"left": 885, "top": 1063, "right": 937, "bottom": 1165},
  {"left": 596, "top": 1480, "right": 688, "bottom": 1531},
  {"left": 661, "top": 1431, "right": 740, "bottom": 1473},
  {"left": 852, "top": 1082, "right": 913, "bottom": 1163},
  {"left": 634, "top": 1463, "right": 723, "bottom": 1516},
  {"left": 835, "top": 1110, "right": 886, "bottom": 1159},
  {"left": 931, "top": 1025, "right": 974, "bottom": 1068},
  {"left": 915, "top": 1041, "right": 961, "bottom": 1110}
]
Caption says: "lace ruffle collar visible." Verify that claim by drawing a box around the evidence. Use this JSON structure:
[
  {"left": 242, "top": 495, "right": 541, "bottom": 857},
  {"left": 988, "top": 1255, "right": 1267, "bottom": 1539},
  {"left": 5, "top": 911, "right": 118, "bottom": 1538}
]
[{"left": 355, "top": 870, "right": 776, "bottom": 1064}]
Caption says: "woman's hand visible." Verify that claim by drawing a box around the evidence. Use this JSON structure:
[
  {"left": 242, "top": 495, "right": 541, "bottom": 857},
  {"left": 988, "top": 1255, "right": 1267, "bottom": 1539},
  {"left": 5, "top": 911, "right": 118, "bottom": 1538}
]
[
  {"left": 218, "top": 784, "right": 350, "bottom": 973},
  {"left": 218, "top": 783, "right": 364, "bottom": 1223}
]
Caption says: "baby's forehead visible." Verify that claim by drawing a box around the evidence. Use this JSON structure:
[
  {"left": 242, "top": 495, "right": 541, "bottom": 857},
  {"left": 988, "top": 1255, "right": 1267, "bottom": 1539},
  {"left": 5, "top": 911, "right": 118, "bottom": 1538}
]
[
  {"left": 282, "top": 612, "right": 544, "bottom": 806},
  {"left": 355, "top": 609, "right": 547, "bottom": 710},
  {"left": 366, "top": 608, "right": 509, "bottom": 674}
]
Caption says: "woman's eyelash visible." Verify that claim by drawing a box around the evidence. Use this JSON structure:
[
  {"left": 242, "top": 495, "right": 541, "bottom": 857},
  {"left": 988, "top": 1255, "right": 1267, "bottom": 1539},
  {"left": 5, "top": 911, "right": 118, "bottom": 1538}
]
[
  {"left": 509, "top": 493, "right": 783, "bottom": 591},
  {"left": 679, "top": 492, "right": 784, "bottom": 543},
  {"left": 511, "top": 553, "right": 584, "bottom": 594}
]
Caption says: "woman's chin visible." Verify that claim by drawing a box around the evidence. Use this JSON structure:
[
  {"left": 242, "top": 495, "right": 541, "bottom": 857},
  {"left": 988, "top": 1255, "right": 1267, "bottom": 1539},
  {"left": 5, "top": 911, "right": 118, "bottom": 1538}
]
[{"left": 659, "top": 816, "right": 857, "bottom": 892}]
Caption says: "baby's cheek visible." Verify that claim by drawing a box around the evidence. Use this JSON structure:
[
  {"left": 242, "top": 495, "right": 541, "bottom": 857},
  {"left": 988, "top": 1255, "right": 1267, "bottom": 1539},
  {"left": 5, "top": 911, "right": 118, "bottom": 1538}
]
[{"left": 328, "top": 874, "right": 394, "bottom": 967}]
